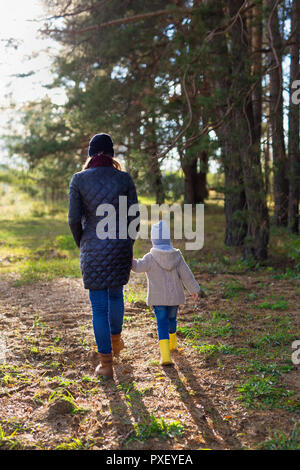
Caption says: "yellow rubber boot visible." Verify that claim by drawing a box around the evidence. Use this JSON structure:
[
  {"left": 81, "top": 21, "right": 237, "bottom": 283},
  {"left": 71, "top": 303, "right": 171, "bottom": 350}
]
[
  {"left": 169, "top": 333, "right": 177, "bottom": 351},
  {"left": 159, "top": 339, "right": 173, "bottom": 365}
]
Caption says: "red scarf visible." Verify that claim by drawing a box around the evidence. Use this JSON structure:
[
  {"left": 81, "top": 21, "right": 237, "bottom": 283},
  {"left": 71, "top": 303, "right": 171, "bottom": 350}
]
[{"left": 89, "top": 153, "right": 113, "bottom": 168}]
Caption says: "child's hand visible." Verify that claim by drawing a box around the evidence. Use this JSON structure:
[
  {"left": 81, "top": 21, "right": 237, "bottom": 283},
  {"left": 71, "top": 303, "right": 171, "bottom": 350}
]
[{"left": 192, "top": 292, "right": 198, "bottom": 302}]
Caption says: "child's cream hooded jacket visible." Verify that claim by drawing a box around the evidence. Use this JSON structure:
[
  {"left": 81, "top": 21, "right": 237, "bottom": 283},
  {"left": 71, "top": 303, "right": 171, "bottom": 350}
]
[{"left": 131, "top": 247, "right": 200, "bottom": 306}]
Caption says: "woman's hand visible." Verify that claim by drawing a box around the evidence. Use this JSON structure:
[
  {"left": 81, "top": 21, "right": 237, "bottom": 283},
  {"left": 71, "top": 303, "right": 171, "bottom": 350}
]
[{"left": 192, "top": 292, "right": 198, "bottom": 302}]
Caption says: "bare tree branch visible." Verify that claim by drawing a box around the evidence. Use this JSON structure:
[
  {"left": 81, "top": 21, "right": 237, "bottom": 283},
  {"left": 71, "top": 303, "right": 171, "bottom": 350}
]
[
  {"left": 205, "top": 1, "right": 253, "bottom": 43},
  {"left": 41, "top": 7, "right": 197, "bottom": 35},
  {"left": 43, "top": 0, "right": 111, "bottom": 21}
]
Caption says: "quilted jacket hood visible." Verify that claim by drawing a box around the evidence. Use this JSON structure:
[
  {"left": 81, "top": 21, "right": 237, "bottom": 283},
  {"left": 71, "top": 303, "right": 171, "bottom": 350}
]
[{"left": 150, "top": 247, "right": 181, "bottom": 271}]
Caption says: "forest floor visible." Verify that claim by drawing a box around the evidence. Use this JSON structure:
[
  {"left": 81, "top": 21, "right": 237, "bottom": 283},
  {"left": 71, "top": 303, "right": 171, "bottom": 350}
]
[
  {"left": 0, "top": 185, "right": 300, "bottom": 450},
  {"left": 0, "top": 268, "right": 299, "bottom": 450}
]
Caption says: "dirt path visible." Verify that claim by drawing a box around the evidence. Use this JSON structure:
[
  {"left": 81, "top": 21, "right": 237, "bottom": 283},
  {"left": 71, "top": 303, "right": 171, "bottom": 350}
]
[{"left": 0, "top": 274, "right": 299, "bottom": 450}]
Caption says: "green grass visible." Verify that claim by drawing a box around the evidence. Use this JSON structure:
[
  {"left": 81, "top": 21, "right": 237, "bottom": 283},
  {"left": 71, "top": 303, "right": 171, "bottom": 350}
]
[
  {"left": 240, "top": 361, "right": 293, "bottom": 377},
  {"left": 127, "top": 414, "right": 184, "bottom": 443},
  {"left": 12, "top": 257, "right": 81, "bottom": 285},
  {"left": 255, "top": 300, "right": 289, "bottom": 310},
  {"left": 0, "top": 364, "right": 34, "bottom": 387},
  {"left": 55, "top": 437, "right": 95, "bottom": 450},
  {"left": 0, "top": 183, "right": 80, "bottom": 284},
  {"left": 123, "top": 286, "right": 146, "bottom": 305},
  {"left": 0, "top": 425, "right": 21, "bottom": 450},
  {"left": 177, "top": 311, "right": 233, "bottom": 342},
  {"left": 48, "top": 389, "right": 90, "bottom": 416},
  {"left": 258, "top": 423, "right": 300, "bottom": 450},
  {"left": 113, "top": 383, "right": 185, "bottom": 445},
  {"left": 0, "top": 215, "right": 81, "bottom": 285},
  {"left": 221, "top": 279, "right": 247, "bottom": 298},
  {"left": 254, "top": 331, "right": 298, "bottom": 348},
  {"left": 193, "top": 342, "right": 247, "bottom": 357},
  {"left": 116, "top": 381, "right": 152, "bottom": 405},
  {"left": 237, "top": 375, "right": 298, "bottom": 411}
]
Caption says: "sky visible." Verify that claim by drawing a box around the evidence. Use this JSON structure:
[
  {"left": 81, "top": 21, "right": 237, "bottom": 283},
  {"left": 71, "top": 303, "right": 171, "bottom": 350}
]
[{"left": 0, "top": 0, "right": 65, "bottom": 165}]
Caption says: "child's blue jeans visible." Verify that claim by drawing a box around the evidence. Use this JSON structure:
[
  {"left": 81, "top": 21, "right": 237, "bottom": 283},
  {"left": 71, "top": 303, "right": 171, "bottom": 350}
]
[
  {"left": 89, "top": 287, "right": 124, "bottom": 354},
  {"left": 153, "top": 305, "right": 178, "bottom": 341}
]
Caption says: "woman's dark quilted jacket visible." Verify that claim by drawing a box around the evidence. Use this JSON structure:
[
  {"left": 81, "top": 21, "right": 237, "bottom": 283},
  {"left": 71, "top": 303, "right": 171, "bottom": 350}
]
[{"left": 68, "top": 166, "right": 139, "bottom": 290}]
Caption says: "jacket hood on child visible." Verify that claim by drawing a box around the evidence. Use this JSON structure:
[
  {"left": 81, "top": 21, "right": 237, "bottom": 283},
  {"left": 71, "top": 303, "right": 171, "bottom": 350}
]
[
  {"left": 151, "top": 220, "right": 172, "bottom": 250},
  {"left": 150, "top": 247, "right": 181, "bottom": 271}
]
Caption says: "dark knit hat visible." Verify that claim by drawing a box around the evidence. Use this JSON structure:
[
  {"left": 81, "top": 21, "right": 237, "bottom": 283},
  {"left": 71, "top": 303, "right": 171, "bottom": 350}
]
[{"left": 88, "top": 133, "right": 114, "bottom": 157}]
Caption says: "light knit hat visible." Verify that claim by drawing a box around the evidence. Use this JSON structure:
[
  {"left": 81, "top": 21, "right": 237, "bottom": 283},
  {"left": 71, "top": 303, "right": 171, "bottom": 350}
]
[{"left": 151, "top": 220, "right": 172, "bottom": 250}]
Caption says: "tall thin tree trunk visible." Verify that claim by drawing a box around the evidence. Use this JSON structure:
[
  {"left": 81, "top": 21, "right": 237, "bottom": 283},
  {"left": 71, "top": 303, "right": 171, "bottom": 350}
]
[
  {"left": 267, "top": 0, "right": 289, "bottom": 226},
  {"left": 181, "top": 143, "right": 209, "bottom": 204},
  {"left": 181, "top": 76, "right": 208, "bottom": 204},
  {"left": 151, "top": 154, "right": 165, "bottom": 205},
  {"left": 217, "top": 121, "right": 248, "bottom": 246},
  {"left": 196, "top": 150, "right": 209, "bottom": 203},
  {"left": 288, "top": 0, "right": 300, "bottom": 232},
  {"left": 209, "top": 4, "right": 248, "bottom": 247},
  {"left": 251, "top": 1, "right": 263, "bottom": 144},
  {"left": 147, "top": 116, "right": 165, "bottom": 205},
  {"left": 264, "top": 122, "right": 271, "bottom": 197},
  {"left": 228, "top": 0, "right": 269, "bottom": 259},
  {"left": 183, "top": 163, "right": 197, "bottom": 204}
]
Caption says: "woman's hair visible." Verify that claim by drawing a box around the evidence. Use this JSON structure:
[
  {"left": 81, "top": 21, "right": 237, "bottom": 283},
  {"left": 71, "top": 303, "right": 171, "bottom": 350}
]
[{"left": 82, "top": 153, "right": 122, "bottom": 171}]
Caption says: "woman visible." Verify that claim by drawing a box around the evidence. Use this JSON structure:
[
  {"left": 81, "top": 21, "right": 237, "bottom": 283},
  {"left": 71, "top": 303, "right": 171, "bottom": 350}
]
[{"left": 68, "top": 133, "right": 139, "bottom": 379}]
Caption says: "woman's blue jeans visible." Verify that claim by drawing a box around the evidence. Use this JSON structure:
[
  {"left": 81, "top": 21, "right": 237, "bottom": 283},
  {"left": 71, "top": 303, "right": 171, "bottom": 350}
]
[
  {"left": 153, "top": 305, "right": 178, "bottom": 341},
  {"left": 89, "top": 287, "right": 124, "bottom": 354}
]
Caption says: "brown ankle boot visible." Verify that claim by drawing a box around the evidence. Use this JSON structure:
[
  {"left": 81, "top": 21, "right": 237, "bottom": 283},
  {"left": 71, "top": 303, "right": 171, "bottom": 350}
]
[
  {"left": 95, "top": 353, "right": 113, "bottom": 379},
  {"left": 111, "top": 333, "right": 125, "bottom": 357}
]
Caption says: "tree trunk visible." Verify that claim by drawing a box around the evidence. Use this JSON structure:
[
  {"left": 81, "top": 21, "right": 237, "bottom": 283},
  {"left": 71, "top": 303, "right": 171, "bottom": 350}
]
[
  {"left": 125, "top": 131, "right": 139, "bottom": 180},
  {"left": 145, "top": 115, "right": 165, "bottom": 204},
  {"left": 209, "top": 4, "right": 248, "bottom": 247},
  {"left": 288, "top": 0, "right": 300, "bottom": 232},
  {"left": 181, "top": 159, "right": 195, "bottom": 204},
  {"left": 228, "top": 0, "right": 269, "bottom": 259},
  {"left": 175, "top": 63, "right": 209, "bottom": 205},
  {"left": 267, "top": 0, "right": 289, "bottom": 226},
  {"left": 264, "top": 122, "right": 271, "bottom": 197},
  {"left": 151, "top": 154, "right": 165, "bottom": 205},
  {"left": 196, "top": 150, "right": 209, "bottom": 203},
  {"left": 217, "top": 120, "right": 248, "bottom": 246},
  {"left": 251, "top": 2, "right": 263, "bottom": 144},
  {"left": 180, "top": 146, "right": 208, "bottom": 204}
]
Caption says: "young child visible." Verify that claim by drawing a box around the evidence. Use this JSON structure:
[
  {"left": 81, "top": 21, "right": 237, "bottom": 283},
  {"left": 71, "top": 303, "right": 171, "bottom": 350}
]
[{"left": 131, "top": 220, "right": 200, "bottom": 365}]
